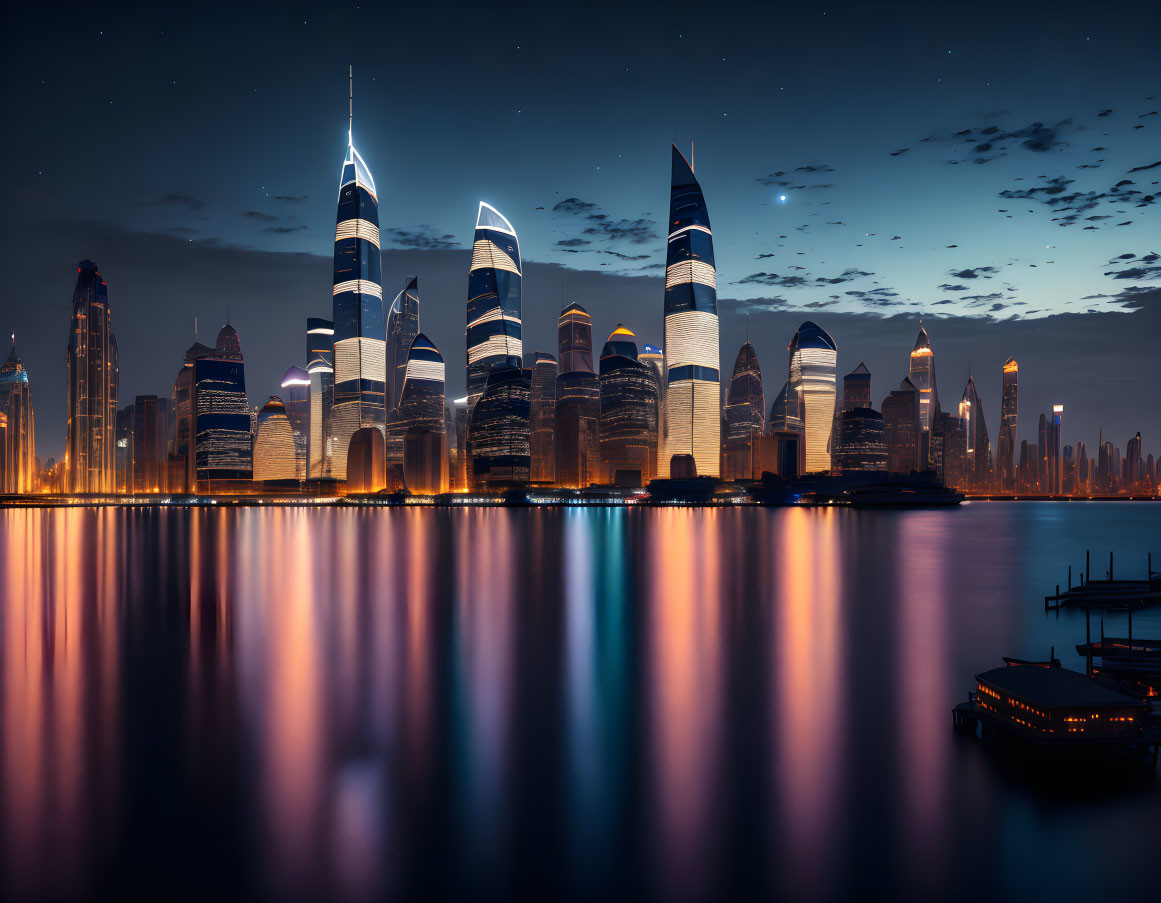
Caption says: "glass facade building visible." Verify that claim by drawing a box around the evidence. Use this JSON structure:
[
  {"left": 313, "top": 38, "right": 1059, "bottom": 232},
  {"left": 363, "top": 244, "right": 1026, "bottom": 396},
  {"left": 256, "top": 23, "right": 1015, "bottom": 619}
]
[
  {"left": 387, "top": 276, "right": 421, "bottom": 413},
  {"left": 306, "top": 318, "right": 335, "bottom": 478},
  {"left": 788, "top": 320, "right": 837, "bottom": 473},
  {"left": 466, "top": 203, "right": 522, "bottom": 411},
  {"left": 722, "top": 342, "right": 765, "bottom": 481},
  {"left": 882, "top": 378, "right": 920, "bottom": 474},
  {"left": 529, "top": 352, "right": 558, "bottom": 484},
  {"left": 909, "top": 324, "right": 939, "bottom": 466},
  {"left": 834, "top": 408, "right": 887, "bottom": 473},
  {"left": 598, "top": 326, "right": 659, "bottom": 486},
  {"left": 394, "top": 334, "right": 448, "bottom": 494},
  {"left": 554, "top": 303, "right": 600, "bottom": 488},
  {"left": 958, "top": 376, "right": 991, "bottom": 488},
  {"left": 66, "top": 260, "right": 118, "bottom": 493},
  {"left": 558, "top": 302, "right": 594, "bottom": 374},
  {"left": 0, "top": 339, "right": 35, "bottom": 494},
  {"left": 468, "top": 365, "right": 531, "bottom": 490},
  {"left": 193, "top": 325, "right": 252, "bottom": 491},
  {"left": 661, "top": 144, "right": 720, "bottom": 478},
  {"left": 280, "top": 365, "right": 310, "bottom": 478},
  {"left": 253, "top": 396, "right": 299, "bottom": 481},
  {"left": 131, "top": 395, "right": 165, "bottom": 493},
  {"left": 998, "top": 357, "right": 1018, "bottom": 490},
  {"left": 842, "top": 363, "right": 872, "bottom": 411}
]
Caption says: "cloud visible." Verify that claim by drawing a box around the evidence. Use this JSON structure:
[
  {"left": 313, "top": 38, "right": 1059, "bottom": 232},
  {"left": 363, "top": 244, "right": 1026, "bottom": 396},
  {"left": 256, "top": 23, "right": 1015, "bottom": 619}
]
[
  {"left": 939, "top": 283, "right": 969, "bottom": 292},
  {"left": 271, "top": 195, "right": 309, "bottom": 202},
  {"left": 1127, "top": 160, "right": 1161, "bottom": 173},
  {"left": 243, "top": 210, "right": 278, "bottom": 222},
  {"left": 923, "top": 119, "right": 1081, "bottom": 164},
  {"left": 381, "top": 226, "right": 460, "bottom": 250},
  {"left": 889, "top": 148, "right": 910, "bottom": 156},
  {"left": 262, "top": 225, "right": 308, "bottom": 234},
  {"left": 949, "top": 266, "right": 999, "bottom": 279},
  {"left": 795, "top": 164, "right": 835, "bottom": 173},
  {"left": 148, "top": 193, "right": 205, "bottom": 210},
  {"left": 556, "top": 238, "right": 591, "bottom": 248},
  {"left": 736, "top": 272, "right": 810, "bottom": 288},
  {"left": 582, "top": 215, "right": 657, "bottom": 244},
  {"left": 553, "top": 197, "right": 600, "bottom": 214},
  {"left": 815, "top": 268, "right": 873, "bottom": 284},
  {"left": 998, "top": 175, "right": 1074, "bottom": 200}
]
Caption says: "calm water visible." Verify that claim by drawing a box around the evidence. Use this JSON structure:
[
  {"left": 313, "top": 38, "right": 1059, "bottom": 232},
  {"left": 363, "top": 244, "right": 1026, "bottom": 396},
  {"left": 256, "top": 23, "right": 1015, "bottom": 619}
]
[{"left": 2, "top": 503, "right": 1159, "bottom": 900}]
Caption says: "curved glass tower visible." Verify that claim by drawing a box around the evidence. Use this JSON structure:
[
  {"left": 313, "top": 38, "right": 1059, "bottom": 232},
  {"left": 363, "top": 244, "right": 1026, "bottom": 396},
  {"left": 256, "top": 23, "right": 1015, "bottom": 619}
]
[
  {"left": 254, "top": 396, "right": 298, "bottom": 481},
  {"left": 723, "top": 342, "right": 764, "bottom": 481},
  {"left": 788, "top": 320, "right": 837, "bottom": 473},
  {"left": 329, "top": 96, "right": 384, "bottom": 479},
  {"left": 387, "top": 276, "right": 421, "bottom": 413},
  {"left": 465, "top": 202, "right": 522, "bottom": 410},
  {"left": 661, "top": 144, "right": 720, "bottom": 478},
  {"left": 396, "top": 334, "right": 448, "bottom": 493},
  {"left": 598, "top": 325, "right": 659, "bottom": 485}
]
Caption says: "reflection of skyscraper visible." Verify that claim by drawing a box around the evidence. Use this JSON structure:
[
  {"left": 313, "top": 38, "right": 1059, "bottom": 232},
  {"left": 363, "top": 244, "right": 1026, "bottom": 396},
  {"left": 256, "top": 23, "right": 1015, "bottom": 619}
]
[
  {"left": 529, "top": 352, "right": 558, "bottom": 484},
  {"left": 387, "top": 277, "right": 421, "bottom": 413},
  {"left": 306, "top": 318, "right": 335, "bottom": 478},
  {"left": 466, "top": 203, "right": 523, "bottom": 410},
  {"left": 0, "top": 338, "right": 35, "bottom": 494},
  {"left": 598, "top": 325, "right": 660, "bottom": 486},
  {"left": 789, "top": 321, "right": 837, "bottom": 473},
  {"left": 396, "top": 334, "right": 448, "bottom": 493},
  {"left": 555, "top": 303, "right": 600, "bottom": 488},
  {"left": 909, "top": 324, "right": 938, "bottom": 464},
  {"left": 254, "top": 396, "right": 299, "bottom": 481},
  {"left": 661, "top": 144, "right": 720, "bottom": 478},
  {"left": 66, "top": 260, "right": 118, "bottom": 493},
  {"left": 330, "top": 75, "right": 385, "bottom": 478},
  {"left": 722, "top": 342, "right": 764, "bottom": 481},
  {"left": 882, "top": 378, "right": 920, "bottom": 474},
  {"left": 998, "top": 357, "right": 1018, "bottom": 490}
]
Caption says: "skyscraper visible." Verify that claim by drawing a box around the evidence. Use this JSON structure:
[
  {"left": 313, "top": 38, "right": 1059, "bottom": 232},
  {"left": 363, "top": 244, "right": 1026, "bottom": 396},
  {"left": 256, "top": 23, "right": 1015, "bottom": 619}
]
[
  {"left": 722, "top": 341, "right": 764, "bottom": 481},
  {"left": 387, "top": 277, "right": 421, "bottom": 413},
  {"left": 66, "top": 260, "right": 118, "bottom": 493},
  {"left": 909, "top": 324, "right": 939, "bottom": 465},
  {"left": 598, "top": 325, "right": 660, "bottom": 486},
  {"left": 789, "top": 321, "right": 837, "bottom": 473},
  {"left": 959, "top": 376, "right": 991, "bottom": 488},
  {"left": 306, "top": 318, "right": 335, "bottom": 478},
  {"left": 0, "top": 338, "right": 35, "bottom": 494},
  {"left": 529, "top": 352, "right": 558, "bottom": 484},
  {"left": 330, "top": 73, "right": 385, "bottom": 478},
  {"left": 1037, "top": 412, "right": 1048, "bottom": 492},
  {"left": 998, "top": 357, "right": 1018, "bottom": 490},
  {"left": 468, "top": 366, "right": 531, "bottom": 490},
  {"left": 466, "top": 202, "right": 523, "bottom": 410},
  {"left": 254, "top": 396, "right": 299, "bottom": 482},
  {"left": 554, "top": 303, "right": 601, "bottom": 488},
  {"left": 1049, "top": 404, "right": 1063, "bottom": 494},
  {"left": 882, "top": 378, "right": 920, "bottom": 474},
  {"left": 452, "top": 397, "right": 469, "bottom": 490},
  {"left": 281, "top": 365, "right": 310, "bottom": 478},
  {"left": 842, "top": 363, "right": 872, "bottom": 411},
  {"left": 767, "top": 381, "right": 804, "bottom": 437},
  {"left": 131, "top": 395, "right": 165, "bottom": 493},
  {"left": 396, "top": 334, "right": 448, "bottom": 494},
  {"left": 661, "top": 144, "right": 720, "bottom": 478},
  {"left": 193, "top": 324, "right": 252, "bottom": 492},
  {"left": 833, "top": 408, "right": 887, "bottom": 473}
]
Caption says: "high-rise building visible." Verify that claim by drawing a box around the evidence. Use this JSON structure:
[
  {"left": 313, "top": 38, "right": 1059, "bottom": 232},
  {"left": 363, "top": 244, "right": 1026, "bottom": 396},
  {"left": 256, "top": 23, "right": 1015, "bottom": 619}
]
[
  {"left": 306, "top": 318, "right": 335, "bottom": 478},
  {"left": 253, "top": 396, "right": 299, "bottom": 482},
  {"left": 959, "top": 376, "right": 991, "bottom": 488},
  {"left": 1017, "top": 438, "right": 1032, "bottom": 491},
  {"left": 554, "top": 303, "right": 600, "bottom": 488},
  {"left": 66, "top": 260, "right": 118, "bottom": 493},
  {"left": 767, "top": 380, "right": 804, "bottom": 438},
  {"left": 661, "top": 144, "right": 720, "bottom": 478},
  {"left": 1076, "top": 441, "right": 1089, "bottom": 490},
  {"left": 882, "top": 378, "right": 921, "bottom": 474},
  {"left": 330, "top": 75, "right": 385, "bottom": 478},
  {"left": 131, "top": 395, "right": 165, "bottom": 493},
  {"left": 1, "top": 338, "right": 35, "bottom": 494},
  {"left": 387, "top": 277, "right": 421, "bottom": 413},
  {"left": 909, "top": 324, "right": 939, "bottom": 466},
  {"left": 466, "top": 203, "right": 523, "bottom": 410},
  {"left": 468, "top": 365, "right": 531, "bottom": 490},
  {"left": 833, "top": 407, "right": 887, "bottom": 473},
  {"left": 280, "top": 365, "right": 310, "bottom": 478},
  {"left": 168, "top": 336, "right": 215, "bottom": 493},
  {"left": 842, "top": 362, "right": 872, "bottom": 411},
  {"left": 452, "top": 397, "right": 469, "bottom": 490},
  {"left": 346, "top": 426, "right": 386, "bottom": 493},
  {"left": 998, "top": 357, "right": 1018, "bottom": 490},
  {"left": 114, "top": 404, "right": 133, "bottom": 493},
  {"left": 1037, "top": 412, "right": 1048, "bottom": 492},
  {"left": 789, "top": 321, "right": 837, "bottom": 473},
  {"left": 598, "top": 325, "right": 660, "bottom": 487},
  {"left": 1125, "top": 432, "right": 1142, "bottom": 490},
  {"left": 193, "top": 324, "right": 252, "bottom": 492},
  {"left": 396, "top": 334, "right": 448, "bottom": 494},
  {"left": 529, "top": 352, "right": 558, "bottom": 484},
  {"left": 1048, "top": 404, "right": 1063, "bottom": 494},
  {"left": 722, "top": 342, "right": 765, "bottom": 481}
]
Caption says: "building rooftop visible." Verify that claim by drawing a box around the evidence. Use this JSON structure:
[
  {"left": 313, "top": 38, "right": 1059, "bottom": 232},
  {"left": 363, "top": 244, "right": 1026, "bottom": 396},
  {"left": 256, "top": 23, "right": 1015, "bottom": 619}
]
[{"left": 978, "top": 665, "right": 1146, "bottom": 709}]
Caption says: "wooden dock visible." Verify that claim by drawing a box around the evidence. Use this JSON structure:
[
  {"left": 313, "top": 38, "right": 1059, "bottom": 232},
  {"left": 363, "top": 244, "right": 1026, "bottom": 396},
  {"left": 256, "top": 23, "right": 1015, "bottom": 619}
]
[{"left": 1044, "top": 551, "right": 1161, "bottom": 611}]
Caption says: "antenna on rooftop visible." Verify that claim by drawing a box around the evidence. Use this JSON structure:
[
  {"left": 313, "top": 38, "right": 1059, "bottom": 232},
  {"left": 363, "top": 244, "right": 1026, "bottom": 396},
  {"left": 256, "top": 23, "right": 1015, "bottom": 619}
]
[{"left": 348, "top": 65, "right": 353, "bottom": 145}]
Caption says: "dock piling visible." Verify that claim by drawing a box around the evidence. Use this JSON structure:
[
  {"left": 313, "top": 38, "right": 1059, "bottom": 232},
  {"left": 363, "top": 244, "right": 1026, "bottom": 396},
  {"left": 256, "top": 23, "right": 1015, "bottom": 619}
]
[
  {"left": 1086, "top": 549, "right": 1090, "bottom": 583},
  {"left": 1068, "top": 565, "right": 1072, "bottom": 591}
]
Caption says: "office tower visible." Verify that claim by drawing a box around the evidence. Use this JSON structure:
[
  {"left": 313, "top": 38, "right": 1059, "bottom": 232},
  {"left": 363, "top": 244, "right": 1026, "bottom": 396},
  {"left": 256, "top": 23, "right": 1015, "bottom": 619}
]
[
  {"left": 387, "top": 277, "right": 421, "bottom": 412},
  {"left": 939, "top": 411, "right": 967, "bottom": 488},
  {"left": 66, "top": 260, "right": 118, "bottom": 493},
  {"left": 1062, "top": 444, "right": 1076, "bottom": 495},
  {"left": 394, "top": 334, "right": 448, "bottom": 493},
  {"left": 767, "top": 380, "right": 804, "bottom": 437},
  {"left": 842, "top": 363, "right": 871, "bottom": 411},
  {"left": 833, "top": 407, "right": 887, "bottom": 473},
  {"left": 1037, "top": 413, "right": 1048, "bottom": 491},
  {"left": 554, "top": 303, "right": 600, "bottom": 488},
  {"left": 598, "top": 325, "right": 660, "bottom": 487},
  {"left": 330, "top": 75, "right": 385, "bottom": 479},
  {"left": 1048, "top": 404, "right": 1063, "bottom": 494},
  {"left": 114, "top": 404, "right": 133, "bottom": 493},
  {"left": 1076, "top": 441, "right": 1089, "bottom": 490},
  {"left": 253, "top": 396, "right": 299, "bottom": 482},
  {"left": 452, "top": 397, "right": 469, "bottom": 490},
  {"left": 1145, "top": 453, "right": 1155, "bottom": 490},
  {"left": 193, "top": 324, "right": 252, "bottom": 492},
  {"left": 789, "top": 321, "right": 837, "bottom": 473},
  {"left": 280, "top": 365, "right": 310, "bottom": 476},
  {"left": 306, "top": 318, "right": 335, "bottom": 478},
  {"left": 1, "top": 338, "right": 35, "bottom": 493},
  {"left": 346, "top": 426, "right": 386, "bottom": 493},
  {"left": 1017, "top": 439, "right": 1032, "bottom": 491},
  {"left": 131, "top": 395, "right": 165, "bottom": 493},
  {"left": 722, "top": 341, "right": 765, "bottom": 481},
  {"left": 661, "top": 144, "right": 720, "bottom": 478},
  {"left": 959, "top": 376, "right": 991, "bottom": 488},
  {"left": 882, "top": 378, "right": 921, "bottom": 474},
  {"left": 468, "top": 366, "right": 531, "bottom": 490},
  {"left": 529, "top": 352, "right": 558, "bottom": 483},
  {"left": 466, "top": 202, "right": 523, "bottom": 410},
  {"left": 168, "top": 336, "right": 214, "bottom": 493},
  {"left": 1125, "top": 432, "right": 1142, "bottom": 490},
  {"left": 998, "top": 357, "right": 1018, "bottom": 489},
  {"left": 908, "top": 323, "right": 939, "bottom": 465}
]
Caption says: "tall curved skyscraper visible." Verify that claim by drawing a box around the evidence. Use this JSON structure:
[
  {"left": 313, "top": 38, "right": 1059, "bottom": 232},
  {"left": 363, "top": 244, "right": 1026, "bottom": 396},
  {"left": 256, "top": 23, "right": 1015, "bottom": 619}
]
[
  {"left": 66, "top": 260, "right": 118, "bottom": 493},
  {"left": 253, "top": 396, "right": 299, "bottom": 481},
  {"left": 788, "top": 321, "right": 837, "bottom": 473},
  {"left": 396, "top": 334, "right": 448, "bottom": 493},
  {"left": 465, "top": 202, "right": 522, "bottom": 411},
  {"left": 387, "top": 276, "right": 421, "bottom": 413},
  {"left": 722, "top": 342, "right": 765, "bottom": 480},
  {"left": 330, "top": 77, "right": 384, "bottom": 479},
  {"left": 661, "top": 144, "right": 719, "bottom": 478}
]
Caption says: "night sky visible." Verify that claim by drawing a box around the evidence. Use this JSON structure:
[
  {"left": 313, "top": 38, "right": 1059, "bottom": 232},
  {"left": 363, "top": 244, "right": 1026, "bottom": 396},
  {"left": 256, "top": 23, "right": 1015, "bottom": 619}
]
[{"left": 2, "top": 1, "right": 1158, "bottom": 462}]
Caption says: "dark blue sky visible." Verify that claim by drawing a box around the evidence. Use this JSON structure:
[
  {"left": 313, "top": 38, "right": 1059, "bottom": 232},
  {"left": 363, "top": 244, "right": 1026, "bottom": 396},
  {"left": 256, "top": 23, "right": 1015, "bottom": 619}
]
[{"left": 1, "top": 1, "right": 1158, "bottom": 461}]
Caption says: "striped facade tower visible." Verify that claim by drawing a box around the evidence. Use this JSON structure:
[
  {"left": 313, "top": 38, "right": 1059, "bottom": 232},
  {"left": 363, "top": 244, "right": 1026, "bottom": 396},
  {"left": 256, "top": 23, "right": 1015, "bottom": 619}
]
[
  {"left": 465, "top": 202, "right": 523, "bottom": 411},
  {"left": 329, "top": 69, "right": 384, "bottom": 478},
  {"left": 788, "top": 321, "right": 837, "bottom": 473},
  {"left": 661, "top": 144, "right": 720, "bottom": 477}
]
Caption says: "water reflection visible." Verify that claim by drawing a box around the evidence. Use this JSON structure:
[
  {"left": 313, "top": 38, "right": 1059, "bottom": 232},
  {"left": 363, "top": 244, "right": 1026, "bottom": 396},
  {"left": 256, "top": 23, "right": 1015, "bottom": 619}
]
[{"left": 2, "top": 503, "right": 1160, "bottom": 900}]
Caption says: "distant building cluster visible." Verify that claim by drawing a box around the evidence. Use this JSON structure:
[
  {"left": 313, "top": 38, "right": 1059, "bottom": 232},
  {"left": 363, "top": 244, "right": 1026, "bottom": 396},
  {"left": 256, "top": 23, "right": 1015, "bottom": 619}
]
[{"left": 2, "top": 108, "right": 1157, "bottom": 500}]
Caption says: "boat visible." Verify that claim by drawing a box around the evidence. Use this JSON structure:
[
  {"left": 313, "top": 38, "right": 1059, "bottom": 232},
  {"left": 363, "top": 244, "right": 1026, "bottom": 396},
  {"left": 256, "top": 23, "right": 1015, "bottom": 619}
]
[
  {"left": 840, "top": 480, "right": 964, "bottom": 508},
  {"left": 1076, "top": 637, "right": 1161, "bottom": 659}
]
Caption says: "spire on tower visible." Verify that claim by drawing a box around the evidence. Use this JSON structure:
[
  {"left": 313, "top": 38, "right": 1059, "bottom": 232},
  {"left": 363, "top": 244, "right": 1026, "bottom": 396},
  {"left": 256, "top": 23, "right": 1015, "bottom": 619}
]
[{"left": 348, "top": 64, "right": 353, "bottom": 146}]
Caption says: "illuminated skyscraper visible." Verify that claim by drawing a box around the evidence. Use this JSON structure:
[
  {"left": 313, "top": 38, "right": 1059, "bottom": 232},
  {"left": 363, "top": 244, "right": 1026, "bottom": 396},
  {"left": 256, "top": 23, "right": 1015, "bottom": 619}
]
[
  {"left": 306, "top": 318, "right": 335, "bottom": 478},
  {"left": 469, "top": 365, "right": 531, "bottom": 490},
  {"left": 387, "top": 277, "right": 421, "bottom": 413},
  {"left": 396, "top": 334, "right": 448, "bottom": 493},
  {"left": 529, "top": 352, "right": 558, "bottom": 483},
  {"left": 0, "top": 338, "right": 35, "bottom": 494},
  {"left": 661, "top": 144, "right": 720, "bottom": 478},
  {"left": 834, "top": 408, "right": 887, "bottom": 473},
  {"left": 558, "top": 302, "right": 594, "bottom": 373},
  {"left": 1048, "top": 404, "right": 1063, "bottom": 494},
  {"left": 998, "top": 357, "right": 1018, "bottom": 490},
  {"left": 131, "top": 395, "right": 165, "bottom": 493},
  {"left": 1125, "top": 432, "right": 1142, "bottom": 490},
  {"left": 330, "top": 72, "right": 385, "bottom": 478},
  {"left": 253, "top": 396, "right": 299, "bottom": 481},
  {"left": 842, "top": 362, "right": 871, "bottom": 411},
  {"left": 959, "top": 376, "right": 991, "bottom": 488},
  {"left": 193, "top": 324, "right": 252, "bottom": 492},
  {"left": 466, "top": 202, "right": 522, "bottom": 410},
  {"left": 882, "top": 378, "right": 921, "bottom": 474},
  {"left": 1037, "top": 412, "right": 1048, "bottom": 491},
  {"left": 789, "top": 321, "right": 837, "bottom": 473},
  {"left": 452, "top": 397, "right": 469, "bottom": 490},
  {"left": 767, "top": 381, "right": 804, "bottom": 436},
  {"left": 722, "top": 342, "right": 764, "bottom": 481},
  {"left": 598, "top": 325, "right": 659, "bottom": 486},
  {"left": 281, "top": 365, "right": 310, "bottom": 478},
  {"left": 66, "top": 260, "right": 118, "bottom": 493},
  {"left": 554, "top": 303, "right": 600, "bottom": 488},
  {"left": 908, "top": 323, "right": 939, "bottom": 465}
]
